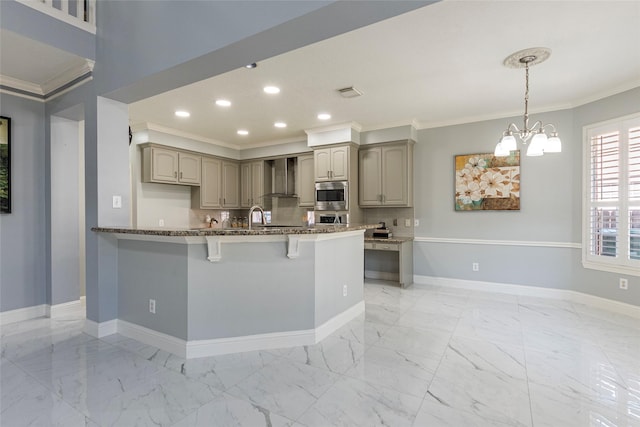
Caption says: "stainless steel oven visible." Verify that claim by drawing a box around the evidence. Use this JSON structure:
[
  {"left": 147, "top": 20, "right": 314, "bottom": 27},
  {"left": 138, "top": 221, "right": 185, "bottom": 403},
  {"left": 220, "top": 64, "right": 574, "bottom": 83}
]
[{"left": 315, "top": 181, "right": 348, "bottom": 211}]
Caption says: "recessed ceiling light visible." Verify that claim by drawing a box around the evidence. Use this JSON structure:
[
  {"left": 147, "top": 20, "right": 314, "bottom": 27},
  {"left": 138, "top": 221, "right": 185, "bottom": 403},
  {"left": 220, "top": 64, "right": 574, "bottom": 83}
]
[
  {"left": 274, "top": 122, "right": 287, "bottom": 128},
  {"left": 245, "top": 63, "right": 257, "bottom": 69},
  {"left": 317, "top": 113, "right": 331, "bottom": 120},
  {"left": 264, "top": 86, "right": 280, "bottom": 94},
  {"left": 215, "top": 99, "right": 231, "bottom": 107},
  {"left": 237, "top": 130, "right": 249, "bottom": 135},
  {"left": 175, "top": 110, "right": 190, "bottom": 117}
]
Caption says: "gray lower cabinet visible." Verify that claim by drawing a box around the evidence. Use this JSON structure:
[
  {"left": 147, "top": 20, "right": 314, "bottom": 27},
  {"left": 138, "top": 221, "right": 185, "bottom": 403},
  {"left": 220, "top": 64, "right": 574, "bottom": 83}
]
[{"left": 364, "top": 239, "right": 413, "bottom": 288}]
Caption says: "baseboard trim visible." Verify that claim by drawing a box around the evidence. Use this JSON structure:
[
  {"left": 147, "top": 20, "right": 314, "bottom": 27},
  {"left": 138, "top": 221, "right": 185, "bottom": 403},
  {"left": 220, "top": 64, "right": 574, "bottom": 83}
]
[
  {"left": 49, "top": 298, "right": 85, "bottom": 318},
  {"left": 84, "top": 318, "right": 118, "bottom": 338},
  {"left": 114, "top": 301, "right": 366, "bottom": 359},
  {"left": 314, "top": 300, "right": 365, "bottom": 342},
  {"left": 413, "top": 275, "right": 640, "bottom": 319},
  {"left": 118, "top": 320, "right": 187, "bottom": 358},
  {"left": 186, "top": 328, "right": 314, "bottom": 359},
  {"left": 0, "top": 304, "right": 46, "bottom": 325}
]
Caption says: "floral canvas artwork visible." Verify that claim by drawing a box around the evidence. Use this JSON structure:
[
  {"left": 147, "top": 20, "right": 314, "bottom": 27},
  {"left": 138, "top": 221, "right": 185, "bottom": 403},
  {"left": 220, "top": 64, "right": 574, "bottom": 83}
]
[{"left": 455, "top": 151, "right": 520, "bottom": 211}]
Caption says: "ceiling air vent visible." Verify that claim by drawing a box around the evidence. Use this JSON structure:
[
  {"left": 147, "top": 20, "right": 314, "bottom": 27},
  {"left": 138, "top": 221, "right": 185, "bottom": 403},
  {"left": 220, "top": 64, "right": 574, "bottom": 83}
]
[{"left": 337, "top": 86, "right": 363, "bottom": 98}]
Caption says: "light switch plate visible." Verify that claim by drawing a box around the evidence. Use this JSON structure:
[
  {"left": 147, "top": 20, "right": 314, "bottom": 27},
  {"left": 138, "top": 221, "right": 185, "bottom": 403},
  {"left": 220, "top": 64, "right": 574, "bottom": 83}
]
[{"left": 112, "top": 195, "right": 122, "bottom": 209}]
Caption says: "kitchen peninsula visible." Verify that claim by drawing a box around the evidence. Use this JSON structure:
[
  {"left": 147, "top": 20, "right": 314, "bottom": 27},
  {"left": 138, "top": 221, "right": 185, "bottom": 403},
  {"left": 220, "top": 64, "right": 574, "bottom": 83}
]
[{"left": 92, "top": 224, "right": 376, "bottom": 358}]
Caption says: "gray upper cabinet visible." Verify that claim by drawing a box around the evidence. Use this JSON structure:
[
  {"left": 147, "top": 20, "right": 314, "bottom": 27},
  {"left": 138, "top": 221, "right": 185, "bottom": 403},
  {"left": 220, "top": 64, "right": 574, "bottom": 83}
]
[
  {"left": 359, "top": 141, "right": 413, "bottom": 207},
  {"left": 196, "top": 157, "right": 222, "bottom": 208},
  {"left": 222, "top": 161, "right": 240, "bottom": 208},
  {"left": 297, "top": 154, "right": 315, "bottom": 207},
  {"left": 193, "top": 157, "right": 240, "bottom": 209},
  {"left": 240, "top": 160, "right": 264, "bottom": 207},
  {"left": 142, "top": 145, "right": 201, "bottom": 185},
  {"left": 314, "top": 145, "right": 350, "bottom": 181},
  {"left": 178, "top": 152, "right": 201, "bottom": 184}
]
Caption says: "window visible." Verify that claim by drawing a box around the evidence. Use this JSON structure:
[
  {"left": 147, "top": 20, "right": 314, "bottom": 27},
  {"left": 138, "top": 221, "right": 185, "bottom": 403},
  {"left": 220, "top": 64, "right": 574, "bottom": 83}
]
[{"left": 584, "top": 113, "right": 640, "bottom": 276}]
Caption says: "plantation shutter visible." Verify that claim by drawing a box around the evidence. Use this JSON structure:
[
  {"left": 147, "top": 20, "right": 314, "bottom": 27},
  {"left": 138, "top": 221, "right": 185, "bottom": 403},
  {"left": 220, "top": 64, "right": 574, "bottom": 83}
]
[
  {"left": 589, "top": 131, "right": 620, "bottom": 258},
  {"left": 584, "top": 114, "right": 640, "bottom": 275},
  {"left": 628, "top": 126, "right": 640, "bottom": 260}
]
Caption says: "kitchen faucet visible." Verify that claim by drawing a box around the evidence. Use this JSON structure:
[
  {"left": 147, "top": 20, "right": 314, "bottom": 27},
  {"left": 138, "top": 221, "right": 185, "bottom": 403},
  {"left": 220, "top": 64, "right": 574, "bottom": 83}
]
[{"left": 248, "top": 205, "right": 267, "bottom": 230}]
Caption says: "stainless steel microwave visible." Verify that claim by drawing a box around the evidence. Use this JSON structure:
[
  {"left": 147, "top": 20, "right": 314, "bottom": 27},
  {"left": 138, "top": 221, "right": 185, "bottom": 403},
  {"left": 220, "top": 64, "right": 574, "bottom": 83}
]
[{"left": 315, "top": 181, "right": 348, "bottom": 211}]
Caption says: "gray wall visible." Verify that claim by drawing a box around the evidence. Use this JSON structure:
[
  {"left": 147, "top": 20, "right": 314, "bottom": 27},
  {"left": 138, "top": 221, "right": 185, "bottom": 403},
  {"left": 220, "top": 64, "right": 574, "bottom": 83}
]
[
  {"left": 187, "top": 242, "right": 315, "bottom": 340},
  {"left": 414, "top": 87, "right": 640, "bottom": 306},
  {"left": 314, "top": 233, "right": 364, "bottom": 326},
  {"left": 0, "top": 94, "right": 47, "bottom": 312},
  {"left": 116, "top": 236, "right": 363, "bottom": 341},
  {"left": 118, "top": 240, "right": 188, "bottom": 340}
]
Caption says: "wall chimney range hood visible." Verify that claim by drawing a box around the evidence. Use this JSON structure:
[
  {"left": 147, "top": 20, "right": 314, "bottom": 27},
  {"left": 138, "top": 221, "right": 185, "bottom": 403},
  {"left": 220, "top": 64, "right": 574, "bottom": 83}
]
[{"left": 265, "top": 157, "right": 297, "bottom": 198}]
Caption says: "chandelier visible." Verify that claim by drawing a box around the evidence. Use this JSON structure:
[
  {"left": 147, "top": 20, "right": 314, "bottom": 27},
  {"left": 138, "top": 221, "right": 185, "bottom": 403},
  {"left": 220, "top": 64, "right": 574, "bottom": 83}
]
[{"left": 494, "top": 47, "right": 562, "bottom": 157}]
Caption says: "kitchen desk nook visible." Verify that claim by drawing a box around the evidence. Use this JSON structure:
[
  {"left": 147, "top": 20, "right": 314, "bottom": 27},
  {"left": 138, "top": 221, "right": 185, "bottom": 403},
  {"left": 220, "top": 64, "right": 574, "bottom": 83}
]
[{"left": 92, "top": 224, "right": 376, "bottom": 359}]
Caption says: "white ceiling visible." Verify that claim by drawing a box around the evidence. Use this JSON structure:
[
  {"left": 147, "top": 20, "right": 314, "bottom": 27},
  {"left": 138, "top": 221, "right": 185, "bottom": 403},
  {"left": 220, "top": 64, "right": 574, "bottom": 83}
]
[
  {"left": 2, "top": 1, "right": 638, "bottom": 145},
  {"left": 129, "top": 0, "right": 640, "bottom": 149},
  {"left": 0, "top": 29, "right": 89, "bottom": 93}
]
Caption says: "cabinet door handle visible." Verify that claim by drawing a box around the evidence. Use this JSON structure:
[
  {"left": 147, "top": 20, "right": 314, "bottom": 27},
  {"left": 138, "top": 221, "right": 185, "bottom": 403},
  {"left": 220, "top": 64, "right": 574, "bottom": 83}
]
[
  {"left": 179, "top": 171, "right": 183, "bottom": 179},
  {"left": 223, "top": 198, "right": 226, "bottom": 205},
  {"left": 174, "top": 171, "right": 178, "bottom": 178}
]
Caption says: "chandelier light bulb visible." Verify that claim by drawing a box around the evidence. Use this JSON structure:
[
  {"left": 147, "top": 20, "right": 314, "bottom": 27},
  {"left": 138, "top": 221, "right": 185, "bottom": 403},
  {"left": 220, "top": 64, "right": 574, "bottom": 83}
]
[
  {"left": 494, "top": 142, "right": 510, "bottom": 157},
  {"left": 500, "top": 134, "right": 517, "bottom": 151},
  {"left": 545, "top": 133, "right": 562, "bottom": 153},
  {"left": 527, "top": 132, "right": 547, "bottom": 156}
]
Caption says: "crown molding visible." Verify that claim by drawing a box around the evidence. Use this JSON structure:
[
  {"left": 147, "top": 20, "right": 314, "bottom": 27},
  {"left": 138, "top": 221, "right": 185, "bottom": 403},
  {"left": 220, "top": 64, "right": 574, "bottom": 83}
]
[
  {"left": 1, "top": 58, "right": 94, "bottom": 101},
  {"left": 42, "top": 59, "right": 94, "bottom": 95},
  {"left": 415, "top": 103, "right": 573, "bottom": 130},
  {"left": 0, "top": 74, "right": 43, "bottom": 96},
  {"left": 304, "top": 121, "right": 363, "bottom": 135},
  {"left": 134, "top": 122, "right": 239, "bottom": 150},
  {"left": 359, "top": 119, "right": 419, "bottom": 133}
]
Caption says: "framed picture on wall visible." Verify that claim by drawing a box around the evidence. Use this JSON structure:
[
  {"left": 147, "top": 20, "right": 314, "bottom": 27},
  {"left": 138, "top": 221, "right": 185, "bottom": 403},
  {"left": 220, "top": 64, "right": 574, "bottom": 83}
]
[
  {"left": 454, "top": 151, "right": 520, "bottom": 211},
  {"left": 1, "top": 116, "right": 11, "bottom": 213}
]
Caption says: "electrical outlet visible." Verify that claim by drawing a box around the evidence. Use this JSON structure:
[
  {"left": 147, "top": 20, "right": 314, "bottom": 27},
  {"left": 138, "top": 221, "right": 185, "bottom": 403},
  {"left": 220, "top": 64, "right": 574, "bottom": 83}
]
[
  {"left": 393, "top": 218, "right": 398, "bottom": 226},
  {"left": 149, "top": 299, "right": 156, "bottom": 313},
  {"left": 112, "top": 195, "right": 122, "bottom": 209},
  {"left": 405, "top": 219, "right": 411, "bottom": 227},
  {"left": 472, "top": 262, "right": 479, "bottom": 272},
  {"left": 343, "top": 285, "right": 348, "bottom": 297},
  {"left": 158, "top": 219, "right": 165, "bottom": 227},
  {"left": 414, "top": 219, "right": 420, "bottom": 227},
  {"left": 620, "top": 278, "right": 628, "bottom": 290}
]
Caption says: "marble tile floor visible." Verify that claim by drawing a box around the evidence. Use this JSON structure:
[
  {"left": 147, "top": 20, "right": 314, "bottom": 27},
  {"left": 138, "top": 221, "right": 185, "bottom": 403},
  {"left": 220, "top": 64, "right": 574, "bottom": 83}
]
[{"left": 1, "top": 280, "right": 639, "bottom": 426}]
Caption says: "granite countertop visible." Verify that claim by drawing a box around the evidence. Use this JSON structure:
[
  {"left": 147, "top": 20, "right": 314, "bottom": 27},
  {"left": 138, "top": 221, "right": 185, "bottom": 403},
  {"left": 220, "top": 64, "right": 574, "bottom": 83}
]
[
  {"left": 364, "top": 236, "right": 414, "bottom": 244},
  {"left": 92, "top": 224, "right": 380, "bottom": 237}
]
